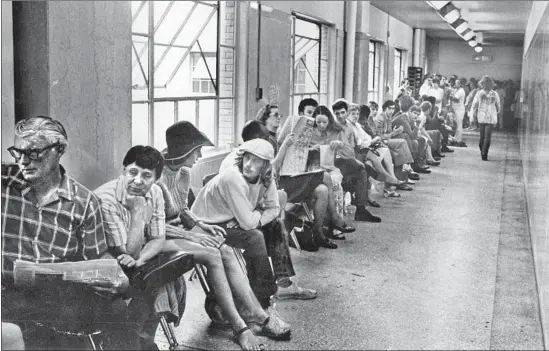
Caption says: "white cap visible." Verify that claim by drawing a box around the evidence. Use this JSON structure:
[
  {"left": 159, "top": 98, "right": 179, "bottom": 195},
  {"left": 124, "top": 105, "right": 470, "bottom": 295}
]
[{"left": 238, "top": 139, "right": 274, "bottom": 162}]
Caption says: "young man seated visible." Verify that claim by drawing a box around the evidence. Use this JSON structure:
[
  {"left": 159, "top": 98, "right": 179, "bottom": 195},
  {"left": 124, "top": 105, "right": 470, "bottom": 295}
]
[
  {"left": 2, "top": 116, "right": 131, "bottom": 350},
  {"left": 373, "top": 100, "right": 431, "bottom": 175},
  {"left": 326, "top": 100, "right": 382, "bottom": 222}
]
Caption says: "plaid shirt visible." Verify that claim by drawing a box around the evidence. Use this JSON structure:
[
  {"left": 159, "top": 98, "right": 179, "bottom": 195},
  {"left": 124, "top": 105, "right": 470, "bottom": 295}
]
[
  {"left": 1, "top": 163, "right": 108, "bottom": 279},
  {"left": 94, "top": 176, "right": 165, "bottom": 248}
]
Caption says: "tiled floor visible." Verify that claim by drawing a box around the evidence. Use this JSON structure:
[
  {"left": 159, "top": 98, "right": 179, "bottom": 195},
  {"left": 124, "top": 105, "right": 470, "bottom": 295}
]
[{"left": 156, "top": 131, "right": 545, "bottom": 350}]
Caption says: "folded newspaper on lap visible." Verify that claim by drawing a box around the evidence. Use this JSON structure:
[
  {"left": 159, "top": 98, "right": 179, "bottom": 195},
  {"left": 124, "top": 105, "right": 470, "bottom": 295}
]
[
  {"left": 13, "top": 259, "right": 125, "bottom": 288},
  {"left": 280, "top": 116, "right": 315, "bottom": 176}
]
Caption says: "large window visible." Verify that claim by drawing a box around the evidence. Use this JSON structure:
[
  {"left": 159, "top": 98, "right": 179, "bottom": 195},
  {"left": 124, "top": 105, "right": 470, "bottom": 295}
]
[
  {"left": 368, "top": 40, "right": 381, "bottom": 103},
  {"left": 131, "top": 1, "right": 236, "bottom": 151},
  {"left": 290, "top": 16, "right": 328, "bottom": 114}
]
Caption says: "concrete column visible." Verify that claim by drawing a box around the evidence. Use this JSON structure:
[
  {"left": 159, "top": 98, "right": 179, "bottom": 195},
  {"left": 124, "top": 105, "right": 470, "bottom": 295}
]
[
  {"left": 413, "top": 28, "right": 426, "bottom": 68},
  {"left": 234, "top": 1, "right": 249, "bottom": 146},
  {"left": 353, "top": 32, "right": 370, "bottom": 103},
  {"left": 2, "top": 2, "right": 15, "bottom": 161},
  {"left": 343, "top": 0, "right": 357, "bottom": 101},
  {"left": 12, "top": 1, "right": 132, "bottom": 190}
]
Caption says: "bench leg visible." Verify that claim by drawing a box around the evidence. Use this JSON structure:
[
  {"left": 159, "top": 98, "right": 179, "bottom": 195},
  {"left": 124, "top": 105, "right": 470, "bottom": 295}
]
[{"left": 160, "top": 316, "right": 179, "bottom": 349}]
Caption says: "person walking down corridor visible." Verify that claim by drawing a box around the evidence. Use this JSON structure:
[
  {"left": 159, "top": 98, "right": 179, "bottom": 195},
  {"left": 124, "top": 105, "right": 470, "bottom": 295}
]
[{"left": 472, "top": 75, "right": 500, "bottom": 161}]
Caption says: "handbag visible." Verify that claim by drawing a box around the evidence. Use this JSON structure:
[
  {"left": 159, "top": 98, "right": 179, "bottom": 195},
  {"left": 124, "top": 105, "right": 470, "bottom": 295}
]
[{"left": 285, "top": 210, "right": 319, "bottom": 252}]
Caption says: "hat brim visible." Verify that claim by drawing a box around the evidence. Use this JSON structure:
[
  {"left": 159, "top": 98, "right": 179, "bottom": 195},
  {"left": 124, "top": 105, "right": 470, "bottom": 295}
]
[{"left": 163, "top": 143, "right": 210, "bottom": 165}]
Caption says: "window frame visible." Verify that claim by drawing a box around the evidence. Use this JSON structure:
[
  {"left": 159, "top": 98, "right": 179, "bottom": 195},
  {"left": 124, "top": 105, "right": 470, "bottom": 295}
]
[
  {"left": 131, "top": 1, "right": 236, "bottom": 150},
  {"left": 290, "top": 13, "right": 330, "bottom": 115},
  {"left": 368, "top": 40, "right": 381, "bottom": 103}
]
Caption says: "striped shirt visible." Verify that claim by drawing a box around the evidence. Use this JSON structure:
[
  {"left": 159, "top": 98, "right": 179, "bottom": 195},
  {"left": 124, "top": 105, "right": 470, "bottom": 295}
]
[
  {"left": 1, "top": 163, "right": 107, "bottom": 279},
  {"left": 94, "top": 176, "right": 165, "bottom": 248}
]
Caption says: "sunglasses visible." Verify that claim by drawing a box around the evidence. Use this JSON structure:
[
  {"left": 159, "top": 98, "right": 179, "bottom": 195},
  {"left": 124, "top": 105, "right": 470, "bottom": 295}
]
[{"left": 7, "top": 143, "right": 61, "bottom": 161}]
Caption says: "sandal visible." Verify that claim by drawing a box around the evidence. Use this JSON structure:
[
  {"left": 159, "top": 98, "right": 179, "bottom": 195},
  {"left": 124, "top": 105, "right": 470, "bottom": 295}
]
[
  {"left": 383, "top": 189, "right": 401, "bottom": 198},
  {"left": 326, "top": 231, "right": 346, "bottom": 240},
  {"left": 234, "top": 326, "right": 266, "bottom": 350},
  {"left": 256, "top": 313, "right": 292, "bottom": 341},
  {"left": 333, "top": 223, "right": 356, "bottom": 233}
]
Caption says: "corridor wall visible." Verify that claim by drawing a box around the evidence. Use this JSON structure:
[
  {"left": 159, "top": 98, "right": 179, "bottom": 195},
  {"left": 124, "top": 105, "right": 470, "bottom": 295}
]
[
  {"left": 426, "top": 38, "right": 523, "bottom": 81},
  {"left": 519, "top": 4, "right": 549, "bottom": 347}
]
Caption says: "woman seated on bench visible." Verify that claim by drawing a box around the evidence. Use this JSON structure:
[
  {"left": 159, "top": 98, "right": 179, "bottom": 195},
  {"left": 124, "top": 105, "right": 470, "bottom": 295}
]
[{"left": 156, "top": 121, "right": 291, "bottom": 350}]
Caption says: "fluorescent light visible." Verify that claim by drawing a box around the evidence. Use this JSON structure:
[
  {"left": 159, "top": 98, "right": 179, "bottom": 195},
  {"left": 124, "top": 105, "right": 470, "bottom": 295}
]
[
  {"left": 451, "top": 19, "right": 468, "bottom": 34},
  {"left": 440, "top": 3, "right": 460, "bottom": 24},
  {"left": 427, "top": 1, "right": 450, "bottom": 10},
  {"left": 461, "top": 29, "right": 475, "bottom": 41},
  {"left": 468, "top": 38, "right": 477, "bottom": 47},
  {"left": 474, "top": 45, "right": 483, "bottom": 53}
]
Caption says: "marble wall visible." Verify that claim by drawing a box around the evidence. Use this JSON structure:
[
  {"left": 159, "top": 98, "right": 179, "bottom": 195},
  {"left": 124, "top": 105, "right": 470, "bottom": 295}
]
[{"left": 519, "top": 6, "right": 549, "bottom": 346}]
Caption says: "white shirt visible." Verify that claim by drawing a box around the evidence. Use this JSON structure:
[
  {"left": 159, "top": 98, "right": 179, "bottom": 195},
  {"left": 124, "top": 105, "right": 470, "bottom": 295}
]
[{"left": 451, "top": 88, "right": 466, "bottom": 111}]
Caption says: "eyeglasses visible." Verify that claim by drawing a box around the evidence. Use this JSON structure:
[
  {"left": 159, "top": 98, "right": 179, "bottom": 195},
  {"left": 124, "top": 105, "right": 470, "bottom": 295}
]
[
  {"left": 7, "top": 143, "right": 61, "bottom": 161},
  {"left": 269, "top": 113, "right": 281, "bottom": 118}
]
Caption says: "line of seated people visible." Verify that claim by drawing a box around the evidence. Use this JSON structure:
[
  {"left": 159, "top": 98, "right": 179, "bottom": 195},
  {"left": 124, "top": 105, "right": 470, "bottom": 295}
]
[
  {"left": 1, "top": 115, "right": 319, "bottom": 351},
  {"left": 1, "top": 92, "right": 459, "bottom": 350}
]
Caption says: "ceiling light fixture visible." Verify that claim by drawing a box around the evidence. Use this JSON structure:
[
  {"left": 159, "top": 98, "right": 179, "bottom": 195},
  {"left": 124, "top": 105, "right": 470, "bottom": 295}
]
[
  {"left": 451, "top": 18, "right": 469, "bottom": 35},
  {"left": 468, "top": 37, "right": 477, "bottom": 47},
  {"left": 461, "top": 29, "right": 475, "bottom": 41},
  {"left": 474, "top": 44, "right": 483, "bottom": 53},
  {"left": 439, "top": 3, "right": 460, "bottom": 24},
  {"left": 426, "top": 1, "right": 450, "bottom": 10}
]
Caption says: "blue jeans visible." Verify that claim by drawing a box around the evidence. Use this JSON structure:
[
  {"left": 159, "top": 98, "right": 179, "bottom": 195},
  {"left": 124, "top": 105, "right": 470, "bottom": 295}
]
[{"left": 479, "top": 123, "right": 494, "bottom": 156}]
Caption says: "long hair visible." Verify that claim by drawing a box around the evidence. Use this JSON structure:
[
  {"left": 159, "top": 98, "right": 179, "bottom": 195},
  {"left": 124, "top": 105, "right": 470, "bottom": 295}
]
[
  {"left": 256, "top": 104, "right": 278, "bottom": 125},
  {"left": 312, "top": 105, "right": 343, "bottom": 132},
  {"left": 234, "top": 151, "right": 273, "bottom": 188}
]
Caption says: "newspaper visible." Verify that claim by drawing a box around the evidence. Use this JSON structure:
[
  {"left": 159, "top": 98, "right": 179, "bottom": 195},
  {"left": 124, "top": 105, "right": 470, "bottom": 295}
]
[
  {"left": 279, "top": 116, "right": 315, "bottom": 175},
  {"left": 13, "top": 259, "right": 125, "bottom": 288}
]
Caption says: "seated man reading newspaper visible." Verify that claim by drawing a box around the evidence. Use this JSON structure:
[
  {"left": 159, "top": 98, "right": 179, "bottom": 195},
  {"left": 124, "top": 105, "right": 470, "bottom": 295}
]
[{"left": 1, "top": 116, "right": 132, "bottom": 349}]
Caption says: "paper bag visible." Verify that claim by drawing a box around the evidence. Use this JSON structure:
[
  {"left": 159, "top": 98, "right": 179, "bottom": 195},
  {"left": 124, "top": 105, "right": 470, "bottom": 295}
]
[{"left": 319, "top": 145, "right": 336, "bottom": 171}]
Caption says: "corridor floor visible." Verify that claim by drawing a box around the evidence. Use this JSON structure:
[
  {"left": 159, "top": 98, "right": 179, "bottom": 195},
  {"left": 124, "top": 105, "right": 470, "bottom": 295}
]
[{"left": 156, "top": 131, "right": 545, "bottom": 350}]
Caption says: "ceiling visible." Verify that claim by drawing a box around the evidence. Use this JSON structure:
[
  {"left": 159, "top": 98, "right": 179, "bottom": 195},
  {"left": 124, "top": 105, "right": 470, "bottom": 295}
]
[{"left": 370, "top": 1, "right": 532, "bottom": 45}]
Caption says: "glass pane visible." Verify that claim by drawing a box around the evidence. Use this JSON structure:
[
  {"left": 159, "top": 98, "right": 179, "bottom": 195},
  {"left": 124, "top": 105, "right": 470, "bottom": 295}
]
[
  {"left": 174, "top": 5, "right": 216, "bottom": 47},
  {"left": 219, "top": 1, "right": 235, "bottom": 47},
  {"left": 153, "top": 102, "right": 176, "bottom": 151},
  {"left": 368, "top": 52, "right": 375, "bottom": 91},
  {"left": 153, "top": 1, "right": 171, "bottom": 30},
  {"left": 132, "top": 1, "right": 149, "bottom": 34},
  {"left": 132, "top": 103, "right": 149, "bottom": 146},
  {"left": 295, "top": 19, "right": 319, "bottom": 39},
  {"left": 177, "top": 101, "right": 197, "bottom": 123},
  {"left": 154, "top": 52, "right": 192, "bottom": 99},
  {"left": 132, "top": 35, "right": 148, "bottom": 101},
  {"left": 155, "top": 1, "right": 195, "bottom": 45},
  {"left": 198, "top": 100, "right": 216, "bottom": 143},
  {"left": 369, "top": 41, "right": 375, "bottom": 52},
  {"left": 219, "top": 46, "right": 234, "bottom": 97}
]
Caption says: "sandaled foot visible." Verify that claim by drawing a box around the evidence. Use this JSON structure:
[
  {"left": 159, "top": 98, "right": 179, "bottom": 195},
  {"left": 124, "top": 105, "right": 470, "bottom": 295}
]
[
  {"left": 258, "top": 307, "right": 292, "bottom": 341},
  {"left": 235, "top": 327, "right": 265, "bottom": 351}
]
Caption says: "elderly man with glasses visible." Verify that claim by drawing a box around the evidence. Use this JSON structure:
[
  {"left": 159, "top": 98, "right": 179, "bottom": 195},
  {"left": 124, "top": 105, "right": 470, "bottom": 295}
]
[{"left": 1, "top": 116, "right": 133, "bottom": 349}]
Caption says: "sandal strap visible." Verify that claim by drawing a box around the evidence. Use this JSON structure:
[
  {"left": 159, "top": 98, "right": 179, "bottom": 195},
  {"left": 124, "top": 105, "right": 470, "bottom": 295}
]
[
  {"left": 234, "top": 326, "right": 250, "bottom": 337},
  {"left": 260, "top": 317, "right": 271, "bottom": 328}
]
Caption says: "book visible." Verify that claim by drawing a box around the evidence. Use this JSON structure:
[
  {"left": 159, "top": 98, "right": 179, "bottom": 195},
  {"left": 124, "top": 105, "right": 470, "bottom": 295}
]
[
  {"left": 13, "top": 259, "right": 126, "bottom": 289},
  {"left": 279, "top": 116, "right": 315, "bottom": 176}
]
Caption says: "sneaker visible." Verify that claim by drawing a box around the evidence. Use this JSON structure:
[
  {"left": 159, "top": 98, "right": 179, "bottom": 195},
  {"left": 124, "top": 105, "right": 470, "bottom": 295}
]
[{"left": 275, "top": 282, "right": 317, "bottom": 300}]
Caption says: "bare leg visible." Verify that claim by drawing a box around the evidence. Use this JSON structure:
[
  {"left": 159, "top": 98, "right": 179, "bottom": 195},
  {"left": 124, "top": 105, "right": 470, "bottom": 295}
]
[
  {"left": 312, "top": 184, "right": 329, "bottom": 241},
  {"left": 218, "top": 244, "right": 269, "bottom": 322},
  {"left": 367, "top": 153, "right": 399, "bottom": 184},
  {"left": 165, "top": 240, "right": 264, "bottom": 350}
]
